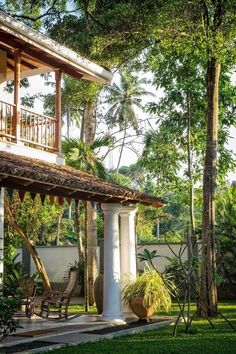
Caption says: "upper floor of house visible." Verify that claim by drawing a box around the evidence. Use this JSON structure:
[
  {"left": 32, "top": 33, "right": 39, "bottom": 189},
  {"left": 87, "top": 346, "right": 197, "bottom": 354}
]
[{"left": 0, "top": 10, "right": 112, "bottom": 164}]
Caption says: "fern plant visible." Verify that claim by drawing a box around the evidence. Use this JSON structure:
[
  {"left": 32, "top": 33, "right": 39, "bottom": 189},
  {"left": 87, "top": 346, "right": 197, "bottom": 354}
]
[{"left": 122, "top": 268, "right": 175, "bottom": 313}]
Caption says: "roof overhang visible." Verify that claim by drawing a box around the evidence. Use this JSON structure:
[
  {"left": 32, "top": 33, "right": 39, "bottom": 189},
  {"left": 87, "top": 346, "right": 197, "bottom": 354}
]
[
  {"left": 0, "top": 151, "right": 165, "bottom": 208},
  {"left": 0, "top": 10, "right": 112, "bottom": 84}
]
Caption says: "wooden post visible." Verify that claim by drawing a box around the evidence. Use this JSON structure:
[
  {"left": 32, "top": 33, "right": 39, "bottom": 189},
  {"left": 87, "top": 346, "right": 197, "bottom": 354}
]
[
  {"left": 13, "top": 49, "right": 21, "bottom": 142},
  {"left": 55, "top": 69, "right": 62, "bottom": 152}
]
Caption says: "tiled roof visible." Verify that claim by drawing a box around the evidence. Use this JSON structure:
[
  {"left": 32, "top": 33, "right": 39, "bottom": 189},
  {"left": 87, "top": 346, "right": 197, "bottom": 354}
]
[{"left": 0, "top": 151, "right": 165, "bottom": 207}]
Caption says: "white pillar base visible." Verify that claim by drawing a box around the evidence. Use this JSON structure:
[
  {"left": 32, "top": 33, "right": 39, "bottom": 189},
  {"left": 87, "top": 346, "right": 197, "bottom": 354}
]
[
  {"left": 123, "top": 311, "right": 138, "bottom": 321},
  {"left": 102, "top": 314, "right": 126, "bottom": 324}
]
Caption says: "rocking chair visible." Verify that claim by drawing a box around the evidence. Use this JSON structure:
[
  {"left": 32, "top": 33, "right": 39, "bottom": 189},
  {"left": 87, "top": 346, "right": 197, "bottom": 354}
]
[
  {"left": 17, "top": 276, "right": 36, "bottom": 318},
  {"left": 40, "top": 267, "right": 78, "bottom": 319}
]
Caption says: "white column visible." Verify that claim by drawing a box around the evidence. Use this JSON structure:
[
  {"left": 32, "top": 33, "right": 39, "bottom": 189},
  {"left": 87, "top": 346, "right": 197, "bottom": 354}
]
[
  {"left": 119, "top": 205, "right": 137, "bottom": 317},
  {"left": 101, "top": 203, "right": 124, "bottom": 323},
  {"left": 0, "top": 188, "right": 4, "bottom": 295}
]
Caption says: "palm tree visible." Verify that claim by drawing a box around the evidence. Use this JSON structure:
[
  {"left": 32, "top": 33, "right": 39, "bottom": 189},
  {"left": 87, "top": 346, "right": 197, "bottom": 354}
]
[
  {"left": 103, "top": 70, "right": 155, "bottom": 172},
  {"left": 62, "top": 136, "right": 109, "bottom": 179},
  {"left": 62, "top": 136, "right": 110, "bottom": 307}
]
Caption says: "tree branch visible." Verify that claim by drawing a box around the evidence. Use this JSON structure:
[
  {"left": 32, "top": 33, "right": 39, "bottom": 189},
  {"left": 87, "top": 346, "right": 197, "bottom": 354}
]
[{"left": 8, "top": 0, "right": 59, "bottom": 22}]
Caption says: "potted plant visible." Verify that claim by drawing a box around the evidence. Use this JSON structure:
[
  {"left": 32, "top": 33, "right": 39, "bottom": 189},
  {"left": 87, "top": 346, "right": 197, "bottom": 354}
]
[{"left": 122, "top": 268, "right": 175, "bottom": 320}]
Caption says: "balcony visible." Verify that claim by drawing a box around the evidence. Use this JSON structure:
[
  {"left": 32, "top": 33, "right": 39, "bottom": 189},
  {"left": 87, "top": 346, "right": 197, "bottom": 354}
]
[
  {"left": 0, "top": 10, "right": 111, "bottom": 164},
  {"left": 0, "top": 100, "right": 58, "bottom": 152}
]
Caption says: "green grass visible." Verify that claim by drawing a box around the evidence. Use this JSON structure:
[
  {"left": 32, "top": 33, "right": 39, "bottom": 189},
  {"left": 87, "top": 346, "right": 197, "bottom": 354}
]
[
  {"left": 68, "top": 304, "right": 97, "bottom": 315},
  {"left": 48, "top": 301, "right": 236, "bottom": 354}
]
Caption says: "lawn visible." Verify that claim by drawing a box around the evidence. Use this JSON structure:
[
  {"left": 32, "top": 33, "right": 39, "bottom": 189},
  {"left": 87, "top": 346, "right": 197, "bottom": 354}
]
[{"left": 48, "top": 301, "right": 236, "bottom": 354}]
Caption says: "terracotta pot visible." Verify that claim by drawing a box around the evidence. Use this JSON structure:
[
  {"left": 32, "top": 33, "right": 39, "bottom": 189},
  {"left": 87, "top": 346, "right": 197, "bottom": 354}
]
[
  {"left": 129, "top": 296, "right": 154, "bottom": 319},
  {"left": 94, "top": 273, "right": 103, "bottom": 314}
]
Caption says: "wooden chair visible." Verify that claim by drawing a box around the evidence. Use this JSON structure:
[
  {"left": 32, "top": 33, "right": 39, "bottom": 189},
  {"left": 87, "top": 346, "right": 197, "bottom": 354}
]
[
  {"left": 40, "top": 267, "right": 78, "bottom": 319},
  {"left": 17, "top": 276, "right": 36, "bottom": 318}
]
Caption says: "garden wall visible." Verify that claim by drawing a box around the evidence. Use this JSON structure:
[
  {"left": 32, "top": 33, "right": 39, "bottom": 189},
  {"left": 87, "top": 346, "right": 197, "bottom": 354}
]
[
  {"left": 16, "top": 243, "right": 186, "bottom": 284},
  {"left": 136, "top": 243, "right": 189, "bottom": 272},
  {"left": 15, "top": 243, "right": 233, "bottom": 298},
  {"left": 15, "top": 246, "right": 100, "bottom": 291}
]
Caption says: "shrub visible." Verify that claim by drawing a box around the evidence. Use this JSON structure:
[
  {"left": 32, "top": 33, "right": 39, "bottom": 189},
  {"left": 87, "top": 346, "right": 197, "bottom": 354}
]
[{"left": 0, "top": 297, "right": 21, "bottom": 342}]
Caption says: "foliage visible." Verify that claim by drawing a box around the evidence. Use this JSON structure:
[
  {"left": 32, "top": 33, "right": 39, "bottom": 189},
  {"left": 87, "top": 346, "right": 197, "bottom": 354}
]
[
  {"left": 158, "top": 193, "right": 190, "bottom": 240},
  {"left": 3, "top": 247, "right": 22, "bottom": 297},
  {"left": 165, "top": 257, "right": 199, "bottom": 289},
  {"left": 6, "top": 193, "right": 71, "bottom": 245},
  {"left": 215, "top": 185, "right": 236, "bottom": 284},
  {"left": 139, "top": 51, "right": 236, "bottom": 190},
  {"left": 136, "top": 225, "right": 156, "bottom": 244},
  {"left": 0, "top": 297, "right": 21, "bottom": 342},
  {"left": 118, "top": 164, "right": 148, "bottom": 190},
  {"left": 136, "top": 205, "right": 162, "bottom": 244},
  {"left": 62, "top": 136, "right": 111, "bottom": 179},
  {"left": 103, "top": 70, "right": 153, "bottom": 132},
  {"left": 161, "top": 231, "right": 185, "bottom": 244},
  {"left": 108, "top": 172, "right": 132, "bottom": 188},
  {"left": 122, "top": 267, "right": 175, "bottom": 313},
  {"left": 1, "top": 0, "right": 67, "bottom": 29},
  {"left": 42, "top": 76, "right": 101, "bottom": 138},
  {"left": 136, "top": 192, "right": 195, "bottom": 244},
  {"left": 102, "top": 70, "right": 154, "bottom": 171}
]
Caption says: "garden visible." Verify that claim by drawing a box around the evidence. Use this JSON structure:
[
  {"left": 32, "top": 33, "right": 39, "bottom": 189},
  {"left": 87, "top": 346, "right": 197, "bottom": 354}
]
[{"left": 0, "top": 0, "right": 236, "bottom": 352}]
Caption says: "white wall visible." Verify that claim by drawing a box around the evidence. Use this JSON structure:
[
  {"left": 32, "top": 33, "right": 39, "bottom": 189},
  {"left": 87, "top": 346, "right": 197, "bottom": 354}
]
[
  {"left": 16, "top": 246, "right": 100, "bottom": 283},
  {"left": 15, "top": 243, "right": 192, "bottom": 283},
  {"left": 136, "top": 243, "right": 190, "bottom": 273}
]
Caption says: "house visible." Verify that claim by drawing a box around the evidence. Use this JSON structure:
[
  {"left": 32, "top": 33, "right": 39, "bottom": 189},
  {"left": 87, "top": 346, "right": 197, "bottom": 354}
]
[{"left": 0, "top": 10, "right": 164, "bottom": 322}]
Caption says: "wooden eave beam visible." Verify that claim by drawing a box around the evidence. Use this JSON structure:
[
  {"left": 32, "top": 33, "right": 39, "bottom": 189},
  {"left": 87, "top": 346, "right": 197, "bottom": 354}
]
[
  {"left": 0, "top": 31, "right": 83, "bottom": 80},
  {"left": 23, "top": 47, "right": 83, "bottom": 80},
  {"left": 0, "top": 41, "right": 14, "bottom": 52},
  {"left": 7, "top": 52, "right": 37, "bottom": 69}
]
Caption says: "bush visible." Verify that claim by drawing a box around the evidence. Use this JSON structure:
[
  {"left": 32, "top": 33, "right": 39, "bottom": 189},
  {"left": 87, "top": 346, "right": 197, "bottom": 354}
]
[
  {"left": 0, "top": 297, "right": 21, "bottom": 342},
  {"left": 3, "top": 247, "right": 22, "bottom": 297}
]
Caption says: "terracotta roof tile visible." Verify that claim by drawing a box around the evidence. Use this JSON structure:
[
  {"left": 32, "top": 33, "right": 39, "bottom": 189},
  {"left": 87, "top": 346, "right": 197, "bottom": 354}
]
[{"left": 0, "top": 151, "right": 165, "bottom": 207}]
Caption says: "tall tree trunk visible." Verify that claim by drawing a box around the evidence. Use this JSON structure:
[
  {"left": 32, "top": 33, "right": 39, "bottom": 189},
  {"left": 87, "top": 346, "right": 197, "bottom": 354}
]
[
  {"left": 75, "top": 200, "right": 84, "bottom": 262},
  {"left": 66, "top": 107, "right": 71, "bottom": 139},
  {"left": 84, "top": 103, "right": 96, "bottom": 143},
  {"left": 87, "top": 202, "right": 99, "bottom": 305},
  {"left": 200, "top": 58, "right": 221, "bottom": 317},
  {"left": 5, "top": 202, "right": 51, "bottom": 291},
  {"left": 84, "top": 200, "right": 89, "bottom": 311},
  {"left": 116, "top": 124, "right": 127, "bottom": 173},
  {"left": 186, "top": 91, "right": 197, "bottom": 258},
  {"left": 84, "top": 102, "right": 98, "bottom": 306},
  {"left": 56, "top": 215, "right": 61, "bottom": 246},
  {"left": 80, "top": 108, "right": 85, "bottom": 141}
]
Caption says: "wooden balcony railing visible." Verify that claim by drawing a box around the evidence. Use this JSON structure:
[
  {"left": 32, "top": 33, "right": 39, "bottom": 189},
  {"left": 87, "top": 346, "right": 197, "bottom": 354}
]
[
  {"left": 0, "top": 100, "right": 15, "bottom": 139},
  {"left": 0, "top": 100, "right": 58, "bottom": 152}
]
